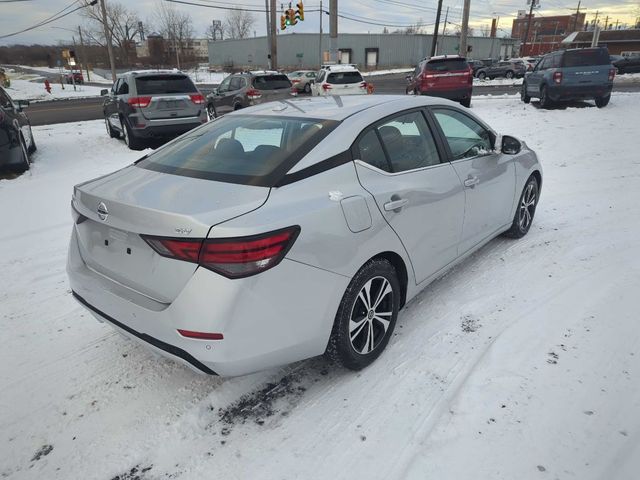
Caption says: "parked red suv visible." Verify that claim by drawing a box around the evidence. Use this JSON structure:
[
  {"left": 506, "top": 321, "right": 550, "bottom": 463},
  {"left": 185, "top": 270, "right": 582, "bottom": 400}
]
[{"left": 406, "top": 55, "right": 473, "bottom": 107}]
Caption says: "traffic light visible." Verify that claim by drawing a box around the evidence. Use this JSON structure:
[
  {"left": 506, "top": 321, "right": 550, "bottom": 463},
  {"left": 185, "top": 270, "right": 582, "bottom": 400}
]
[
  {"left": 281, "top": 14, "right": 286, "bottom": 30},
  {"left": 296, "top": 2, "right": 304, "bottom": 21},
  {"left": 288, "top": 8, "right": 298, "bottom": 26}
]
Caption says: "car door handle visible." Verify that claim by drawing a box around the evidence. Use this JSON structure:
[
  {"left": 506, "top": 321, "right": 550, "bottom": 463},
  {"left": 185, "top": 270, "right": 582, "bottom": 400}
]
[
  {"left": 384, "top": 198, "right": 409, "bottom": 211},
  {"left": 464, "top": 176, "right": 480, "bottom": 188}
]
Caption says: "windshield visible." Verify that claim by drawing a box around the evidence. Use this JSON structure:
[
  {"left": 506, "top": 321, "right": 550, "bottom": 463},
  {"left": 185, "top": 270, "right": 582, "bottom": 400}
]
[
  {"left": 426, "top": 59, "right": 470, "bottom": 72},
  {"left": 327, "top": 71, "right": 364, "bottom": 84},
  {"left": 137, "top": 115, "right": 338, "bottom": 186},
  {"left": 135, "top": 75, "right": 197, "bottom": 95},
  {"left": 562, "top": 49, "right": 610, "bottom": 67},
  {"left": 252, "top": 75, "right": 292, "bottom": 90}
]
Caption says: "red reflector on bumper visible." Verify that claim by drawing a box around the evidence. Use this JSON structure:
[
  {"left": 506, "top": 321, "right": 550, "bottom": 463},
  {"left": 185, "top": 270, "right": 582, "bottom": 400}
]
[{"left": 177, "top": 330, "right": 224, "bottom": 340}]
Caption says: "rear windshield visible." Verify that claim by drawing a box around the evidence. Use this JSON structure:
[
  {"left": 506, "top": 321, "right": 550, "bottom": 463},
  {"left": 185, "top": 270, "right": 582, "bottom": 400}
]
[
  {"left": 426, "top": 59, "right": 469, "bottom": 72},
  {"left": 562, "top": 49, "right": 610, "bottom": 67},
  {"left": 327, "top": 71, "right": 364, "bottom": 84},
  {"left": 135, "top": 75, "right": 197, "bottom": 95},
  {"left": 252, "top": 75, "right": 292, "bottom": 90},
  {"left": 137, "top": 115, "right": 338, "bottom": 186}
]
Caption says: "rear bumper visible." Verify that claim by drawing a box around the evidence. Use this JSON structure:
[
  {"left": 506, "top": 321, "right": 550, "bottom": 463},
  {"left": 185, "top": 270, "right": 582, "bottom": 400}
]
[
  {"left": 67, "top": 227, "right": 348, "bottom": 376},
  {"left": 419, "top": 87, "right": 472, "bottom": 101},
  {"left": 547, "top": 83, "right": 613, "bottom": 101},
  {"left": 130, "top": 121, "right": 204, "bottom": 139}
]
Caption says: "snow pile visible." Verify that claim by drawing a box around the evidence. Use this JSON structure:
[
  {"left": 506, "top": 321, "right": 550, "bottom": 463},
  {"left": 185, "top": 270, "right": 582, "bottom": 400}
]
[
  {"left": 186, "top": 69, "right": 228, "bottom": 85},
  {"left": 362, "top": 68, "right": 414, "bottom": 77},
  {"left": 1, "top": 94, "right": 640, "bottom": 479},
  {"left": 4, "top": 78, "right": 105, "bottom": 102}
]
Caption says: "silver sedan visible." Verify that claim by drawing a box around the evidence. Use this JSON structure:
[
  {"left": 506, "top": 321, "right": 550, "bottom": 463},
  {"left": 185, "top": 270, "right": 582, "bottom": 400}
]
[{"left": 67, "top": 95, "right": 542, "bottom": 376}]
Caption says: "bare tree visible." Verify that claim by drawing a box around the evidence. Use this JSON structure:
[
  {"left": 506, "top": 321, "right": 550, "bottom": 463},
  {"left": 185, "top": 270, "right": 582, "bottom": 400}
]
[
  {"left": 155, "top": 1, "right": 194, "bottom": 63},
  {"left": 204, "top": 22, "right": 222, "bottom": 41},
  {"left": 81, "top": 1, "right": 140, "bottom": 65},
  {"left": 224, "top": 9, "right": 255, "bottom": 39}
]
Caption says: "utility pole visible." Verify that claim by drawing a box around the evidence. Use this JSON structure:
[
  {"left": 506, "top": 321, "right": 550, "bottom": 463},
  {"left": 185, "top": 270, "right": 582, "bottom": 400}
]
[
  {"left": 319, "top": 0, "right": 323, "bottom": 67},
  {"left": 520, "top": 0, "right": 537, "bottom": 57},
  {"left": 330, "top": 0, "right": 338, "bottom": 63},
  {"left": 269, "top": 0, "right": 277, "bottom": 69},
  {"left": 614, "top": 19, "right": 619, "bottom": 30},
  {"left": 99, "top": 0, "right": 116, "bottom": 82},
  {"left": 593, "top": 10, "right": 600, "bottom": 26},
  {"left": 604, "top": 15, "right": 609, "bottom": 29},
  {"left": 573, "top": 1, "right": 581, "bottom": 32},
  {"left": 264, "top": 0, "right": 271, "bottom": 69},
  {"left": 459, "top": 0, "right": 471, "bottom": 58},
  {"left": 430, "top": 0, "right": 443, "bottom": 57},
  {"left": 442, "top": 7, "right": 449, "bottom": 36},
  {"left": 78, "top": 26, "right": 90, "bottom": 82}
]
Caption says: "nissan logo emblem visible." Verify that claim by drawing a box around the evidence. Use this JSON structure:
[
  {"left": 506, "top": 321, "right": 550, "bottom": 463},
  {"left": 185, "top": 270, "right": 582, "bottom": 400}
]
[{"left": 97, "top": 202, "right": 108, "bottom": 221}]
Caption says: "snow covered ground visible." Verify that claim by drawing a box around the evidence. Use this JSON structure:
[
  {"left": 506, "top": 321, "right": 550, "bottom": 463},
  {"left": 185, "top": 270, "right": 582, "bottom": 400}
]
[
  {"left": 1, "top": 94, "right": 640, "bottom": 480},
  {"left": 4, "top": 78, "right": 106, "bottom": 102}
]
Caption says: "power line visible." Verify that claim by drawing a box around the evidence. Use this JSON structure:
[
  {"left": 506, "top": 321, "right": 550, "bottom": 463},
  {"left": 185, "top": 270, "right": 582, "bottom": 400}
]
[{"left": 0, "top": 0, "right": 90, "bottom": 40}]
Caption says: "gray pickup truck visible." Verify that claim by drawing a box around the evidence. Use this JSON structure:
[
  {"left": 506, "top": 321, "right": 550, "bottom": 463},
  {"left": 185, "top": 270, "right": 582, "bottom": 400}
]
[{"left": 206, "top": 72, "right": 295, "bottom": 118}]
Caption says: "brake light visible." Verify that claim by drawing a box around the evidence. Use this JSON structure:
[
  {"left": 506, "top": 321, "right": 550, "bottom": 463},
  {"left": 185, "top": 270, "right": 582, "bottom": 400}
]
[
  {"left": 189, "top": 93, "right": 205, "bottom": 104},
  {"left": 359, "top": 82, "right": 367, "bottom": 89},
  {"left": 142, "top": 226, "right": 300, "bottom": 279},
  {"left": 322, "top": 83, "right": 332, "bottom": 90},
  {"left": 553, "top": 71, "right": 563, "bottom": 84},
  {"left": 291, "top": 79, "right": 301, "bottom": 84},
  {"left": 608, "top": 68, "right": 615, "bottom": 82},
  {"left": 246, "top": 88, "right": 262, "bottom": 100},
  {"left": 127, "top": 96, "right": 151, "bottom": 108}
]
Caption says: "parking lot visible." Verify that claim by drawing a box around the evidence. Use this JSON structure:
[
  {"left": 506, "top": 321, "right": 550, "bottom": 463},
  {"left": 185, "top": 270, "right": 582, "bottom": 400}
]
[{"left": 2, "top": 93, "right": 640, "bottom": 479}]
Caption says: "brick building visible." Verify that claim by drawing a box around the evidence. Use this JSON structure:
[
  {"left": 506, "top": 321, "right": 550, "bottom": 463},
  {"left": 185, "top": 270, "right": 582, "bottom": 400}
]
[{"left": 512, "top": 12, "right": 586, "bottom": 56}]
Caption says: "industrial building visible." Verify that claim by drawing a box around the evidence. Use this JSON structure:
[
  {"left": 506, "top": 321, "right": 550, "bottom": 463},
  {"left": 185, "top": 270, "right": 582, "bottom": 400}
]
[
  {"left": 207, "top": 33, "right": 519, "bottom": 70},
  {"left": 512, "top": 12, "right": 586, "bottom": 56}
]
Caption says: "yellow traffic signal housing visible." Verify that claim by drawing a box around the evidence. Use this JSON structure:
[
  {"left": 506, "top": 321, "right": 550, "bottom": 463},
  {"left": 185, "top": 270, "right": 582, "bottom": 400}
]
[
  {"left": 280, "top": 14, "right": 287, "bottom": 30},
  {"left": 296, "top": 2, "right": 304, "bottom": 21},
  {"left": 288, "top": 8, "right": 298, "bottom": 25}
]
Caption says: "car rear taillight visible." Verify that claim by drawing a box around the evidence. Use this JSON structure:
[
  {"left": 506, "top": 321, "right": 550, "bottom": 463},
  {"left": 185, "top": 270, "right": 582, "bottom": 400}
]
[
  {"left": 608, "top": 68, "right": 616, "bottom": 82},
  {"left": 189, "top": 93, "right": 205, "bottom": 104},
  {"left": 553, "top": 71, "right": 563, "bottom": 84},
  {"left": 246, "top": 88, "right": 262, "bottom": 100},
  {"left": 359, "top": 81, "right": 367, "bottom": 89},
  {"left": 291, "top": 79, "right": 301, "bottom": 84},
  {"left": 142, "top": 226, "right": 300, "bottom": 279},
  {"left": 322, "top": 83, "right": 332, "bottom": 91},
  {"left": 127, "top": 96, "right": 151, "bottom": 108}
]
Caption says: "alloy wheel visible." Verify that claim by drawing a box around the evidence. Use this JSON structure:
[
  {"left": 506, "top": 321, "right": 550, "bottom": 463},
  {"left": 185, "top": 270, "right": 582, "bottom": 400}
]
[
  {"left": 121, "top": 119, "right": 129, "bottom": 146},
  {"left": 519, "top": 182, "right": 537, "bottom": 231},
  {"left": 349, "top": 276, "right": 394, "bottom": 355}
]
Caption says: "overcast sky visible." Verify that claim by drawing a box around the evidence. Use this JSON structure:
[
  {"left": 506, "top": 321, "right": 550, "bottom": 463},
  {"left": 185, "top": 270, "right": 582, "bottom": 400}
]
[{"left": 1, "top": 0, "right": 638, "bottom": 46}]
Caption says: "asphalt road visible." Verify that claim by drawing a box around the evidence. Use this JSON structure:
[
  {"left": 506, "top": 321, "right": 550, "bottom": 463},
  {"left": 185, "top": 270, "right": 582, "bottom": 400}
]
[{"left": 24, "top": 73, "right": 640, "bottom": 126}]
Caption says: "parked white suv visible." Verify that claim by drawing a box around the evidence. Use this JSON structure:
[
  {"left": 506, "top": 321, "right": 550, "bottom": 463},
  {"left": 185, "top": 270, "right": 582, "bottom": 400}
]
[{"left": 311, "top": 64, "right": 368, "bottom": 96}]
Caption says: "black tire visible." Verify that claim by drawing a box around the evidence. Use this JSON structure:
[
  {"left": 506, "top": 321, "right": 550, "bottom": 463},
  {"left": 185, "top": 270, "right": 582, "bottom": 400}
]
[
  {"left": 325, "top": 258, "right": 400, "bottom": 371},
  {"left": 105, "top": 116, "right": 119, "bottom": 138},
  {"left": 505, "top": 70, "right": 514, "bottom": 79},
  {"left": 17, "top": 134, "right": 30, "bottom": 172},
  {"left": 304, "top": 83, "right": 311, "bottom": 94},
  {"left": 477, "top": 71, "right": 486, "bottom": 80},
  {"left": 504, "top": 175, "right": 539, "bottom": 239},
  {"left": 595, "top": 95, "right": 610, "bottom": 108},
  {"left": 26, "top": 126, "right": 37, "bottom": 154},
  {"left": 206, "top": 103, "right": 217, "bottom": 120},
  {"left": 460, "top": 97, "right": 471, "bottom": 108},
  {"left": 120, "top": 117, "right": 145, "bottom": 151},
  {"left": 521, "top": 83, "right": 531, "bottom": 104},
  {"left": 539, "top": 85, "right": 552, "bottom": 109}
]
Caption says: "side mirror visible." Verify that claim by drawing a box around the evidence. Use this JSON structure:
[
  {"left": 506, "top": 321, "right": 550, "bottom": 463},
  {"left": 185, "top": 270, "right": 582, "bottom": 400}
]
[
  {"left": 16, "top": 100, "right": 30, "bottom": 110},
  {"left": 501, "top": 135, "right": 522, "bottom": 155},
  {"left": 100, "top": 89, "right": 108, "bottom": 96}
]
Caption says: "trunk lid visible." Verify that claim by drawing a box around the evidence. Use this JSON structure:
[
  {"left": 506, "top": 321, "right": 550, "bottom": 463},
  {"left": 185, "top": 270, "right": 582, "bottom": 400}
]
[
  {"left": 133, "top": 74, "right": 202, "bottom": 121},
  {"left": 72, "top": 165, "right": 269, "bottom": 302},
  {"left": 560, "top": 49, "right": 612, "bottom": 87},
  {"left": 423, "top": 58, "right": 471, "bottom": 90},
  {"left": 326, "top": 71, "right": 367, "bottom": 94}
]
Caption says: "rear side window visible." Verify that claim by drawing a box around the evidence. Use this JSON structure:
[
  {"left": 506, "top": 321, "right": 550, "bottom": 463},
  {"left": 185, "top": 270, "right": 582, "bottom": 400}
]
[
  {"left": 135, "top": 75, "right": 197, "bottom": 95},
  {"left": 426, "top": 59, "right": 469, "bottom": 72},
  {"left": 327, "top": 71, "right": 364, "bottom": 84},
  {"left": 562, "top": 49, "right": 610, "bottom": 67},
  {"left": 253, "top": 75, "right": 292, "bottom": 90},
  {"left": 137, "top": 115, "right": 338, "bottom": 186}
]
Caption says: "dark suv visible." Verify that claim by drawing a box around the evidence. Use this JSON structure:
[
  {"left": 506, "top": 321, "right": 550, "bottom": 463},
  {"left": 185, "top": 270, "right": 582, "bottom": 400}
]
[
  {"left": 405, "top": 55, "right": 473, "bottom": 107},
  {"left": 476, "top": 60, "right": 527, "bottom": 79},
  {"left": 521, "top": 47, "right": 615, "bottom": 108},
  {"left": 101, "top": 70, "right": 207, "bottom": 150},
  {"left": 206, "top": 72, "right": 294, "bottom": 118}
]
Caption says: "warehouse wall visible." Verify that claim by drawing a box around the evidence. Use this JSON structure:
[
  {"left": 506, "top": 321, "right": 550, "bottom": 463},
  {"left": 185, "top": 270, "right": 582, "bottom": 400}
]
[{"left": 208, "top": 33, "right": 518, "bottom": 70}]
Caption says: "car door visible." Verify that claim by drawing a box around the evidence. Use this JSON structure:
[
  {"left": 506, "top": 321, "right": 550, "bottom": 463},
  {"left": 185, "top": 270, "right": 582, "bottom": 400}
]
[
  {"left": 103, "top": 78, "right": 120, "bottom": 129},
  {"left": 212, "top": 75, "right": 235, "bottom": 115},
  {"left": 526, "top": 57, "right": 548, "bottom": 94},
  {"left": 353, "top": 109, "right": 466, "bottom": 284},
  {"left": 430, "top": 107, "right": 515, "bottom": 254}
]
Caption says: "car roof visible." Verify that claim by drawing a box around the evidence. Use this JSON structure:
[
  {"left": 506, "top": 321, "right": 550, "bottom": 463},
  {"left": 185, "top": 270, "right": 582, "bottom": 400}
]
[
  {"left": 121, "top": 69, "right": 186, "bottom": 77},
  {"left": 227, "top": 94, "right": 459, "bottom": 121},
  {"left": 321, "top": 64, "right": 360, "bottom": 72},
  {"left": 427, "top": 54, "right": 465, "bottom": 62}
]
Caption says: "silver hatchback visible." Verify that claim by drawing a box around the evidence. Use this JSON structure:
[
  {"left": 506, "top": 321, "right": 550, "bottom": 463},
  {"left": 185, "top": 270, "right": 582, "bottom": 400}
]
[{"left": 68, "top": 95, "right": 542, "bottom": 376}]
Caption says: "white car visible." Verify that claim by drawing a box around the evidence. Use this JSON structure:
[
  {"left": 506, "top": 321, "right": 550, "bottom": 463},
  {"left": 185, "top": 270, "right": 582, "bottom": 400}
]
[{"left": 311, "top": 64, "right": 369, "bottom": 96}]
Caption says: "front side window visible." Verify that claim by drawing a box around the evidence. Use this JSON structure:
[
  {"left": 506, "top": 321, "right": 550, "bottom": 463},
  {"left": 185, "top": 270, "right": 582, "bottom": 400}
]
[
  {"left": 137, "top": 115, "right": 338, "bottom": 186},
  {"left": 0, "top": 88, "right": 12, "bottom": 109},
  {"left": 433, "top": 109, "right": 492, "bottom": 160},
  {"left": 117, "top": 80, "right": 129, "bottom": 95},
  {"left": 218, "top": 75, "right": 232, "bottom": 93}
]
